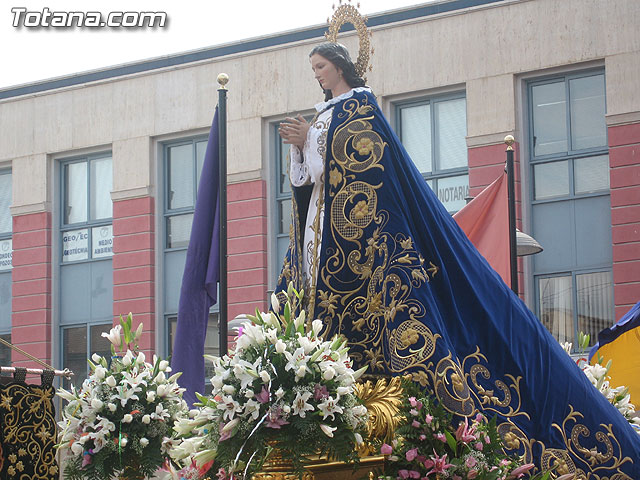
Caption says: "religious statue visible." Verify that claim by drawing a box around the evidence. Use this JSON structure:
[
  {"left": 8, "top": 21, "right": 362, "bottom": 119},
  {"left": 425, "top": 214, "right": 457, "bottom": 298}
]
[{"left": 273, "top": 3, "right": 640, "bottom": 476}]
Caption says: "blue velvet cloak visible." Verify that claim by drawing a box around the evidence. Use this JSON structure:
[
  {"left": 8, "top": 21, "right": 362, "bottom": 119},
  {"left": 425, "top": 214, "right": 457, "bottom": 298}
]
[{"left": 275, "top": 89, "right": 640, "bottom": 476}]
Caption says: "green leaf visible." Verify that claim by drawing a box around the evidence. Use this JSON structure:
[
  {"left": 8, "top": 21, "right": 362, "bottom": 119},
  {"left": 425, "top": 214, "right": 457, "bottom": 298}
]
[
  {"left": 284, "top": 302, "right": 291, "bottom": 323},
  {"left": 444, "top": 429, "right": 457, "bottom": 455}
]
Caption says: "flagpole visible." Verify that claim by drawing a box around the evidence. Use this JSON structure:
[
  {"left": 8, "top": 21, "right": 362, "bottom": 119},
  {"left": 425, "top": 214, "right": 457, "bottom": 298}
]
[
  {"left": 217, "top": 73, "right": 229, "bottom": 355},
  {"left": 505, "top": 135, "right": 518, "bottom": 295}
]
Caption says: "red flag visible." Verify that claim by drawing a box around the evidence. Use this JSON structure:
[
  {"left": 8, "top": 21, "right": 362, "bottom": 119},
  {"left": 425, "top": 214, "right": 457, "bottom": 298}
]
[{"left": 453, "top": 172, "right": 510, "bottom": 284}]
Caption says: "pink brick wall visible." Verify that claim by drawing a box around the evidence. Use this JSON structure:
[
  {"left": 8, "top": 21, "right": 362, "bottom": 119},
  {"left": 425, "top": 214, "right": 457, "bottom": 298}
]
[
  {"left": 467, "top": 142, "right": 524, "bottom": 294},
  {"left": 11, "top": 212, "right": 52, "bottom": 369},
  {"left": 608, "top": 122, "right": 640, "bottom": 320},
  {"left": 112, "top": 197, "right": 155, "bottom": 352},
  {"left": 227, "top": 180, "right": 268, "bottom": 324}
]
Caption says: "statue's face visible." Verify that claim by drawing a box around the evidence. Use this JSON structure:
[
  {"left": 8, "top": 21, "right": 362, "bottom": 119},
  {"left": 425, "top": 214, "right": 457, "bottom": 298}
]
[{"left": 310, "top": 53, "right": 342, "bottom": 92}]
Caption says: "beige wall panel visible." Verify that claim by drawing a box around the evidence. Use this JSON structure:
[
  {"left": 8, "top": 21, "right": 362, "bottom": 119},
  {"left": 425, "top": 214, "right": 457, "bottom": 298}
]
[
  {"left": 193, "top": 59, "right": 244, "bottom": 124},
  {"left": 240, "top": 50, "right": 290, "bottom": 119},
  {"left": 467, "top": 74, "right": 515, "bottom": 139},
  {"left": 112, "top": 136, "right": 152, "bottom": 195},
  {"left": 112, "top": 75, "right": 156, "bottom": 141},
  {"left": 372, "top": 0, "right": 638, "bottom": 96},
  {"left": 606, "top": 51, "right": 640, "bottom": 117},
  {"left": 227, "top": 117, "right": 262, "bottom": 175},
  {"left": 11, "top": 153, "right": 47, "bottom": 210},
  {"left": 0, "top": 99, "right": 35, "bottom": 162},
  {"left": 72, "top": 83, "right": 114, "bottom": 149},
  {"left": 32, "top": 92, "right": 73, "bottom": 156},
  {"left": 154, "top": 68, "right": 198, "bottom": 136}
]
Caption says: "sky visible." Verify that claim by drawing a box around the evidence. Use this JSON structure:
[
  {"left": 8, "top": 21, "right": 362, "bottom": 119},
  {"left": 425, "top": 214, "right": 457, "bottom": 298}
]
[{"left": 0, "top": 0, "right": 429, "bottom": 89}]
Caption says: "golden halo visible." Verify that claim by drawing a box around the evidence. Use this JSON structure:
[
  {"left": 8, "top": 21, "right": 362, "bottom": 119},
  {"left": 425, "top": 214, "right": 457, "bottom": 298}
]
[{"left": 325, "top": 0, "right": 373, "bottom": 80}]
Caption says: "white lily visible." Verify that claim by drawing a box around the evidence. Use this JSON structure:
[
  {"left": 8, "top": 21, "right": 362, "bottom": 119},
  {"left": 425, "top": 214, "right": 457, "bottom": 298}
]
[
  {"left": 320, "top": 424, "right": 337, "bottom": 438},
  {"left": 101, "top": 325, "right": 123, "bottom": 349}
]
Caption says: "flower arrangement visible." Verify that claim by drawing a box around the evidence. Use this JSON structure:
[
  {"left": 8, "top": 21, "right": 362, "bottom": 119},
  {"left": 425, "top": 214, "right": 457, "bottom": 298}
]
[
  {"left": 57, "top": 314, "right": 189, "bottom": 480},
  {"left": 378, "top": 380, "right": 558, "bottom": 480},
  {"left": 560, "top": 335, "right": 640, "bottom": 432},
  {"left": 169, "top": 284, "right": 369, "bottom": 479}
]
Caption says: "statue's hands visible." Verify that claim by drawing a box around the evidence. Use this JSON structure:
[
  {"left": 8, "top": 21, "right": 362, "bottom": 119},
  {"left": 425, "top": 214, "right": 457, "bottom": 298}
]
[{"left": 278, "top": 115, "right": 310, "bottom": 151}]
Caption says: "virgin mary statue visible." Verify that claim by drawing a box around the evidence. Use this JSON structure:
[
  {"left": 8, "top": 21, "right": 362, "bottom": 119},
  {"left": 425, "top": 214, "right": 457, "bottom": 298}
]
[{"left": 275, "top": 42, "right": 640, "bottom": 476}]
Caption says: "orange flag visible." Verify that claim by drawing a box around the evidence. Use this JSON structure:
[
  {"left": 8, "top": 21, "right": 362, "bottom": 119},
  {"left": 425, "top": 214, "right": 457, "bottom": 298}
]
[{"left": 453, "top": 172, "right": 510, "bottom": 284}]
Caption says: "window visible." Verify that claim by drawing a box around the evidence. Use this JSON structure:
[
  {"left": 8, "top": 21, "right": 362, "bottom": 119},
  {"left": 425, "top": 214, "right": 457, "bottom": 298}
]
[
  {"left": 59, "top": 154, "right": 113, "bottom": 382},
  {"left": 62, "top": 324, "right": 111, "bottom": 389},
  {"left": 528, "top": 71, "right": 612, "bottom": 349},
  {"left": 0, "top": 170, "right": 12, "bottom": 366},
  {"left": 273, "top": 128, "right": 292, "bottom": 277},
  {"left": 397, "top": 94, "right": 468, "bottom": 213},
  {"left": 162, "top": 137, "right": 219, "bottom": 361},
  {"left": 61, "top": 154, "right": 113, "bottom": 262}
]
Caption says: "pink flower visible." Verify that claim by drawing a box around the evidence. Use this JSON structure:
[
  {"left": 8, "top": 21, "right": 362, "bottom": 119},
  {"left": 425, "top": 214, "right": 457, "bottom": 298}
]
[
  {"left": 475, "top": 442, "right": 483, "bottom": 451},
  {"left": 434, "top": 433, "right": 447, "bottom": 442},
  {"left": 507, "top": 463, "right": 535, "bottom": 479},
  {"left": 453, "top": 476, "right": 462, "bottom": 480},
  {"left": 465, "top": 456, "right": 477, "bottom": 468},
  {"left": 256, "top": 385, "right": 270, "bottom": 404},
  {"left": 399, "top": 470, "right": 410, "bottom": 479},
  {"left": 82, "top": 453, "right": 92, "bottom": 467},
  {"left": 265, "top": 407, "right": 289, "bottom": 429},
  {"left": 408, "top": 397, "right": 418, "bottom": 407},
  {"left": 412, "top": 420, "right": 421, "bottom": 428},
  {"left": 419, "top": 434, "right": 427, "bottom": 441},
  {"left": 216, "top": 467, "right": 228, "bottom": 480},
  {"left": 468, "top": 469, "right": 478, "bottom": 479},
  {"left": 410, "top": 409, "right": 419, "bottom": 416},
  {"left": 475, "top": 413, "right": 484, "bottom": 422},
  {"left": 406, "top": 448, "right": 419, "bottom": 461},
  {"left": 424, "top": 450, "right": 452, "bottom": 477},
  {"left": 218, "top": 422, "right": 232, "bottom": 441},
  {"left": 409, "top": 471, "right": 420, "bottom": 479},
  {"left": 424, "top": 414, "right": 433, "bottom": 425},
  {"left": 380, "top": 443, "right": 393, "bottom": 455},
  {"left": 484, "top": 435, "right": 491, "bottom": 444},
  {"left": 455, "top": 417, "right": 477, "bottom": 443},
  {"left": 314, "top": 384, "right": 329, "bottom": 400}
]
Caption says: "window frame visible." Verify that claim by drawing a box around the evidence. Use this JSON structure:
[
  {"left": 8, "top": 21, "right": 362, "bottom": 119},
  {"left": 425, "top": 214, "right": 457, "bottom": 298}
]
[
  {"left": 58, "top": 153, "right": 114, "bottom": 383},
  {"left": 60, "top": 321, "right": 112, "bottom": 389},
  {"left": 528, "top": 70, "right": 609, "bottom": 206},
  {"left": 273, "top": 123, "right": 292, "bottom": 274},
  {"left": 527, "top": 69, "right": 612, "bottom": 348},
  {"left": 59, "top": 152, "right": 113, "bottom": 265},
  {"left": 162, "top": 136, "right": 209, "bottom": 252},
  {"left": 395, "top": 91, "right": 468, "bottom": 183},
  {"left": 0, "top": 168, "right": 11, "bottom": 239},
  {"left": 161, "top": 135, "right": 219, "bottom": 359},
  {"left": 0, "top": 169, "right": 12, "bottom": 342}
]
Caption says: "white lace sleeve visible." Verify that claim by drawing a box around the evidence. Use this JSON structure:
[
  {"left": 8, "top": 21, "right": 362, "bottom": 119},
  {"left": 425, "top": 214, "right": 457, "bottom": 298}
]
[{"left": 289, "top": 145, "right": 311, "bottom": 187}]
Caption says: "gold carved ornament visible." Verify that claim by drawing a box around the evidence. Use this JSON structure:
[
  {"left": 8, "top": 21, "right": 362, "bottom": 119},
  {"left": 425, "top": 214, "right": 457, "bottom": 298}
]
[{"left": 325, "top": 0, "right": 373, "bottom": 80}]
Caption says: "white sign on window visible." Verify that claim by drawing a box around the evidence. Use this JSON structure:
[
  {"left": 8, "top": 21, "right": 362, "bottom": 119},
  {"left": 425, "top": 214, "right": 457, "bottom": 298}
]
[
  {"left": 0, "top": 239, "right": 12, "bottom": 271},
  {"left": 92, "top": 225, "right": 113, "bottom": 259},
  {"left": 437, "top": 175, "right": 469, "bottom": 213},
  {"left": 62, "top": 228, "right": 89, "bottom": 262}
]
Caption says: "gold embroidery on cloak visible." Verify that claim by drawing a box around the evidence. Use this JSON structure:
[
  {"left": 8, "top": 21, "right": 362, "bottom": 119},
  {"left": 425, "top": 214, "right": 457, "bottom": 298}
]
[{"left": 318, "top": 96, "right": 439, "bottom": 373}]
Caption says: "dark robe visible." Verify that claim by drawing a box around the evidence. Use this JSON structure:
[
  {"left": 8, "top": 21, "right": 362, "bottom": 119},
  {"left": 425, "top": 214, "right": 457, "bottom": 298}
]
[{"left": 275, "top": 88, "right": 640, "bottom": 476}]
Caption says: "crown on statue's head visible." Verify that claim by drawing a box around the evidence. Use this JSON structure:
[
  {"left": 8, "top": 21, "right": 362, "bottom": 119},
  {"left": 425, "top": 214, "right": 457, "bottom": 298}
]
[{"left": 325, "top": 0, "right": 374, "bottom": 81}]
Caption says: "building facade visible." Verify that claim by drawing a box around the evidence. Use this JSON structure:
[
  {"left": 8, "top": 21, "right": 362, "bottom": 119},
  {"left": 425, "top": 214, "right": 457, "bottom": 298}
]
[{"left": 0, "top": 0, "right": 638, "bottom": 386}]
